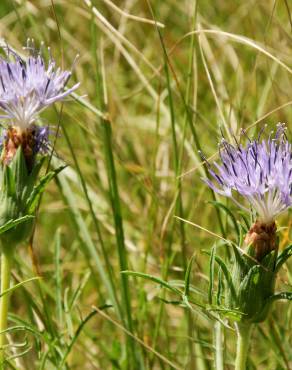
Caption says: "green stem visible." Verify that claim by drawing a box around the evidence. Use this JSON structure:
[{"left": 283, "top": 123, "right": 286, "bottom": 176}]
[
  {"left": 214, "top": 321, "right": 224, "bottom": 370},
  {"left": 235, "top": 323, "right": 253, "bottom": 370},
  {"left": 0, "top": 252, "right": 12, "bottom": 368}
]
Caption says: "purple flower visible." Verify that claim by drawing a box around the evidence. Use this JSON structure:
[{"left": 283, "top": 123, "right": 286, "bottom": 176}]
[
  {"left": 203, "top": 123, "right": 292, "bottom": 223},
  {"left": 0, "top": 39, "right": 79, "bottom": 129}
]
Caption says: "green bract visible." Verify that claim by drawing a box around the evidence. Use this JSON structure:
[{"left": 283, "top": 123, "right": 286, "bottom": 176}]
[
  {"left": 0, "top": 147, "right": 64, "bottom": 250},
  {"left": 226, "top": 242, "right": 292, "bottom": 323}
]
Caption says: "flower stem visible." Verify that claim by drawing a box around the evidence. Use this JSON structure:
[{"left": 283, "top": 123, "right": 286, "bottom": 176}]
[
  {"left": 0, "top": 251, "right": 12, "bottom": 368},
  {"left": 235, "top": 323, "right": 253, "bottom": 370},
  {"left": 214, "top": 321, "right": 224, "bottom": 370}
]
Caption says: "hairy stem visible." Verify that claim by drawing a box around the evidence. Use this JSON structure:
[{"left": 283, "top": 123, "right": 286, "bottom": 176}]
[
  {"left": 214, "top": 321, "right": 224, "bottom": 370},
  {"left": 235, "top": 323, "right": 253, "bottom": 370},
  {"left": 0, "top": 252, "right": 12, "bottom": 368}
]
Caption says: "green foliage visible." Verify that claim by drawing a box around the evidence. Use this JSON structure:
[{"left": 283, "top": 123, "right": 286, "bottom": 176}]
[
  {"left": 275, "top": 244, "right": 292, "bottom": 272},
  {"left": 213, "top": 243, "right": 292, "bottom": 324},
  {"left": 0, "top": 1, "right": 291, "bottom": 369},
  {"left": 0, "top": 148, "right": 63, "bottom": 249}
]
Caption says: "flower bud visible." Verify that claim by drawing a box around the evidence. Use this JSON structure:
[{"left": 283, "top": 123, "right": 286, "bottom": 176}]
[
  {"left": 226, "top": 222, "right": 278, "bottom": 323},
  {"left": 0, "top": 145, "right": 41, "bottom": 248},
  {"left": 245, "top": 221, "right": 277, "bottom": 261}
]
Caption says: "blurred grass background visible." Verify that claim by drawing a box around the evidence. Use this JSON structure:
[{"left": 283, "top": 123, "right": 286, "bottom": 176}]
[{"left": 0, "top": 0, "right": 291, "bottom": 369}]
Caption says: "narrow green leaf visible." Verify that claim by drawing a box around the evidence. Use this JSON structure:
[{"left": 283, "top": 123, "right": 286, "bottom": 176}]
[
  {"left": 184, "top": 254, "right": 195, "bottom": 297},
  {"left": 238, "top": 211, "right": 250, "bottom": 232},
  {"left": 0, "top": 276, "right": 41, "bottom": 298},
  {"left": 54, "top": 228, "right": 63, "bottom": 326},
  {"left": 122, "top": 271, "right": 182, "bottom": 296},
  {"left": 214, "top": 255, "right": 237, "bottom": 302},
  {"left": 203, "top": 251, "right": 237, "bottom": 301},
  {"left": 0, "top": 215, "right": 34, "bottom": 236},
  {"left": 26, "top": 165, "right": 66, "bottom": 214},
  {"left": 208, "top": 245, "right": 216, "bottom": 304},
  {"left": 169, "top": 280, "right": 207, "bottom": 298},
  {"left": 217, "top": 268, "right": 223, "bottom": 306},
  {"left": 68, "top": 270, "right": 91, "bottom": 311},
  {"left": 59, "top": 310, "right": 98, "bottom": 368},
  {"left": 275, "top": 245, "right": 292, "bottom": 272}
]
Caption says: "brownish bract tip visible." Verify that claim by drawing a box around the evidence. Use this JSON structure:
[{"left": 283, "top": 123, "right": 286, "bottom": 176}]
[
  {"left": 245, "top": 221, "right": 277, "bottom": 261},
  {"left": 1, "top": 127, "right": 34, "bottom": 169}
]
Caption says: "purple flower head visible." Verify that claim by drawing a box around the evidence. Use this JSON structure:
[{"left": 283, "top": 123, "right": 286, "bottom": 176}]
[
  {"left": 203, "top": 123, "right": 292, "bottom": 223},
  {"left": 0, "top": 39, "right": 79, "bottom": 129}
]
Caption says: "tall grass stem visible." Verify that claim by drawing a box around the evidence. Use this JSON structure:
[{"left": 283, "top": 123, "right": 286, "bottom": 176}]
[{"left": 96, "top": 39, "right": 138, "bottom": 367}]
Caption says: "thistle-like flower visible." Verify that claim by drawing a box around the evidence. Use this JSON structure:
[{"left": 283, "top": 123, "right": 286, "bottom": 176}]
[
  {"left": 0, "top": 39, "right": 78, "bottom": 246},
  {"left": 0, "top": 40, "right": 79, "bottom": 360},
  {"left": 0, "top": 39, "right": 79, "bottom": 166},
  {"left": 204, "top": 123, "right": 291, "bottom": 223},
  {"left": 0, "top": 39, "right": 79, "bottom": 128},
  {"left": 203, "top": 123, "right": 291, "bottom": 260},
  {"left": 201, "top": 125, "right": 292, "bottom": 363}
]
